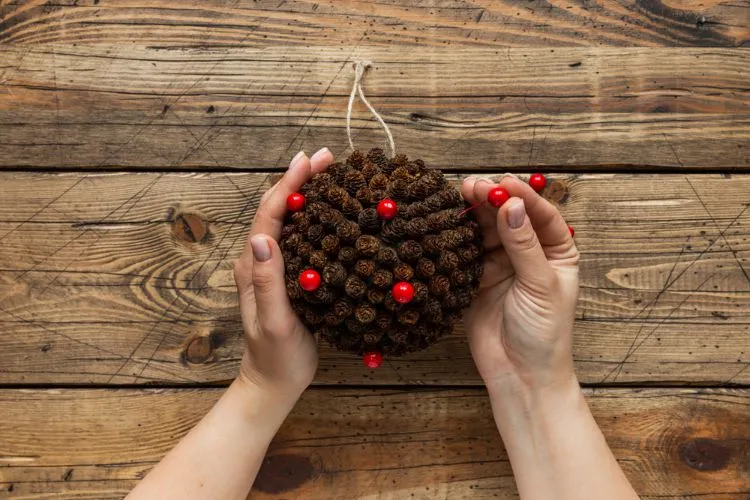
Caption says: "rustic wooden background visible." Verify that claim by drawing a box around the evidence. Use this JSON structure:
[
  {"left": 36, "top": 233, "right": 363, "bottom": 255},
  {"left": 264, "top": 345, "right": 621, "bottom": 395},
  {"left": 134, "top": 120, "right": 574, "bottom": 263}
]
[{"left": 0, "top": 1, "right": 748, "bottom": 498}]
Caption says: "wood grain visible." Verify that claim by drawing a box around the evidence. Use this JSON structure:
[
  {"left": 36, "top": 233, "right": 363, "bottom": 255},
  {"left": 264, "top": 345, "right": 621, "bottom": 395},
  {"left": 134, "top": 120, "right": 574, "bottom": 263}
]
[
  {"left": 0, "top": 172, "right": 748, "bottom": 385},
  {"left": 0, "top": 388, "right": 747, "bottom": 499},
  {"left": 0, "top": 0, "right": 747, "bottom": 48},
  {"left": 0, "top": 46, "right": 747, "bottom": 170}
]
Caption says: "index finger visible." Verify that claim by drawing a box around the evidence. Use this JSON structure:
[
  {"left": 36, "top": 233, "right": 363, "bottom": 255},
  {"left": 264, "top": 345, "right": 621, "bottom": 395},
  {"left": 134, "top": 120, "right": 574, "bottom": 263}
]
[
  {"left": 251, "top": 148, "right": 334, "bottom": 241},
  {"left": 498, "top": 175, "right": 571, "bottom": 248}
]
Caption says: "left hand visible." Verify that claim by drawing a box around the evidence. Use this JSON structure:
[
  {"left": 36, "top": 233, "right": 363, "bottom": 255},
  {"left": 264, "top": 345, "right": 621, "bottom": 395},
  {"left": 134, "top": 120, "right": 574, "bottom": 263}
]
[{"left": 233, "top": 148, "right": 334, "bottom": 401}]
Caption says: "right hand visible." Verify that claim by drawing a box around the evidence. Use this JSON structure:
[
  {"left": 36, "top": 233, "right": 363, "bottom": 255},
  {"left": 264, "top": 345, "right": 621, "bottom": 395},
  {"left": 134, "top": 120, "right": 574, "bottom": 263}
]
[{"left": 460, "top": 175, "right": 580, "bottom": 396}]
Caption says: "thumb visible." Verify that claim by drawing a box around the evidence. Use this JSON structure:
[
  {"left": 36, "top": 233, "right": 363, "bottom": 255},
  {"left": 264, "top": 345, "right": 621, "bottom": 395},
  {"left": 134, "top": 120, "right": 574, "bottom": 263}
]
[
  {"left": 248, "top": 234, "right": 296, "bottom": 335},
  {"left": 497, "top": 197, "right": 553, "bottom": 290}
]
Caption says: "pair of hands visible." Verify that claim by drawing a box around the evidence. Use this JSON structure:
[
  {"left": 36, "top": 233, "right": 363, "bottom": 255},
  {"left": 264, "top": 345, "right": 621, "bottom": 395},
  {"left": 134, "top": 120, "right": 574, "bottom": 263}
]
[{"left": 233, "top": 149, "right": 580, "bottom": 404}]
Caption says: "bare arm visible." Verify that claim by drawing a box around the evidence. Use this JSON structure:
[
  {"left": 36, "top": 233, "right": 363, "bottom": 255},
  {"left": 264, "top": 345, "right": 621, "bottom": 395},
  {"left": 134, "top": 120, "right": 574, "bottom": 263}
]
[
  {"left": 126, "top": 379, "right": 297, "bottom": 500},
  {"left": 490, "top": 376, "right": 637, "bottom": 499},
  {"left": 126, "top": 148, "right": 334, "bottom": 500},
  {"left": 462, "top": 174, "right": 638, "bottom": 500}
]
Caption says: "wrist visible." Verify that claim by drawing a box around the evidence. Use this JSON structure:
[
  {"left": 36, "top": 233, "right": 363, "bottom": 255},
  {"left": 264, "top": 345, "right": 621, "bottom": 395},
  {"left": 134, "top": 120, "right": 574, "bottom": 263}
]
[
  {"left": 487, "top": 371, "right": 583, "bottom": 436},
  {"left": 231, "top": 375, "right": 301, "bottom": 431}
]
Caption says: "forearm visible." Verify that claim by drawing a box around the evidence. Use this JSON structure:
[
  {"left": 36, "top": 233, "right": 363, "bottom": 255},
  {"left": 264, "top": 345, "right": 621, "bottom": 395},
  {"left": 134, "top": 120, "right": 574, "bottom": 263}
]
[
  {"left": 127, "top": 378, "right": 298, "bottom": 500},
  {"left": 489, "top": 375, "right": 638, "bottom": 500}
]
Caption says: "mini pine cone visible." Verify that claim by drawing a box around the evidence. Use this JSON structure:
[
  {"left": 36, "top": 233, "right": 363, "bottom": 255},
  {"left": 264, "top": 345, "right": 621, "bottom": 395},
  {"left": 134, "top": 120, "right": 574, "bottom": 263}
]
[{"left": 280, "top": 148, "right": 484, "bottom": 356}]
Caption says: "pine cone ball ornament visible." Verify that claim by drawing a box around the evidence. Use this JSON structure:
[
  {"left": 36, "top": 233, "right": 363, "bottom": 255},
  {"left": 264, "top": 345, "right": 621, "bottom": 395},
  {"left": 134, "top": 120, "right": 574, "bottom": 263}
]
[{"left": 280, "top": 148, "right": 484, "bottom": 358}]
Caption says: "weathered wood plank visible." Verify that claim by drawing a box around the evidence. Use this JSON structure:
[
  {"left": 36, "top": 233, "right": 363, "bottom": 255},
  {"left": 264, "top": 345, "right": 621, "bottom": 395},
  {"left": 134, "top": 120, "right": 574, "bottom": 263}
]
[
  {"left": 0, "top": 46, "right": 747, "bottom": 170},
  {"left": 0, "top": 172, "right": 748, "bottom": 385},
  {"left": 0, "top": 388, "right": 747, "bottom": 499},
  {"left": 0, "top": 0, "right": 746, "bottom": 47}
]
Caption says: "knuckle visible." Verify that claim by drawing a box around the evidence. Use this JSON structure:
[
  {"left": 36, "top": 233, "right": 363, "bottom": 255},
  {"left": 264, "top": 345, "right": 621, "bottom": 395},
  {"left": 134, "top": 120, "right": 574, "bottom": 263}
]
[
  {"left": 513, "top": 228, "right": 540, "bottom": 253},
  {"left": 251, "top": 270, "right": 275, "bottom": 291},
  {"left": 259, "top": 187, "right": 275, "bottom": 204},
  {"left": 234, "top": 258, "right": 252, "bottom": 285},
  {"left": 259, "top": 312, "right": 295, "bottom": 337},
  {"left": 254, "top": 205, "right": 272, "bottom": 224}
]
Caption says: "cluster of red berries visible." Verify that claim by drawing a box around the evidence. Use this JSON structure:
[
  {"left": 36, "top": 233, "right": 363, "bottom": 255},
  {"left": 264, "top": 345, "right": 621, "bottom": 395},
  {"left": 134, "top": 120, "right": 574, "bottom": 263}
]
[
  {"left": 485, "top": 173, "right": 574, "bottom": 238},
  {"left": 286, "top": 193, "right": 413, "bottom": 369}
]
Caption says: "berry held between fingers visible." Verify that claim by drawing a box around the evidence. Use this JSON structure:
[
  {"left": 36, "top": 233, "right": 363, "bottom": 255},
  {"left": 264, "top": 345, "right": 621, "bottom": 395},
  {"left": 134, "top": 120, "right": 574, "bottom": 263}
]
[{"left": 487, "top": 186, "right": 510, "bottom": 208}]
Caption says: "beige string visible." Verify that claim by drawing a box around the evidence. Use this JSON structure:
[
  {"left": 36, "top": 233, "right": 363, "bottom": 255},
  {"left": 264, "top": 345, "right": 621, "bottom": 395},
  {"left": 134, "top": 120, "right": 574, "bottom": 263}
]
[{"left": 346, "top": 60, "right": 396, "bottom": 158}]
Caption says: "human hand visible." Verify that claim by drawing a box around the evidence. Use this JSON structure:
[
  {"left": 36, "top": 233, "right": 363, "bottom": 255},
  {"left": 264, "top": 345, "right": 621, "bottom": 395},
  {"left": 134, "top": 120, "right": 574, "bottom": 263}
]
[
  {"left": 234, "top": 148, "right": 334, "bottom": 402},
  {"left": 460, "top": 175, "right": 580, "bottom": 396}
]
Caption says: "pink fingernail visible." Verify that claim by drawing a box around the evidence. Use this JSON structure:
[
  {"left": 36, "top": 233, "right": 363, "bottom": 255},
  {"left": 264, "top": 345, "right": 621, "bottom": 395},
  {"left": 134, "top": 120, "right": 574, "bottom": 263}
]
[
  {"left": 507, "top": 199, "right": 526, "bottom": 229},
  {"left": 250, "top": 235, "right": 271, "bottom": 262},
  {"left": 290, "top": 151, "right": 306, "bottom": 169},
  {"left": 310, "top": 147, "right": 331, "bottom": 163}
]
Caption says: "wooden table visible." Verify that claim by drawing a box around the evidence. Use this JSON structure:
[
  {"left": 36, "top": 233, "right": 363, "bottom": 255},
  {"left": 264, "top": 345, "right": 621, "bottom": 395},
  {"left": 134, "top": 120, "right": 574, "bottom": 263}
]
[{"left": 1, "top": 1, "right": 748, "bottom": 498}]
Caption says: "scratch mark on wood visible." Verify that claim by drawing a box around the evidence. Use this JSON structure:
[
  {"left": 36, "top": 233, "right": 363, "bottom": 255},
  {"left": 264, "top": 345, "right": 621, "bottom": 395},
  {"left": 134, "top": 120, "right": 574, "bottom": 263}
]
[
  {"left": 20, "top": 175, "right": 163, "bottom": 288},
  {"left": 130, "top": 173, "right": 272, "bottom": 382},
  {"left": 0, "top": 176, "right": 85, "bottom": 243},
  {"left": 611, "top": 271, "right": 718, "bottom": 382},
  {"left": 685, "top": 176, "right": 750, "bottom": 287},
  {"left": 602, "top": 202, "right": 749, "bottom": 382},
  {"left": 663, "top": 133, "right": 685, "bottom": 168},
  {"left": 604, "top": 242, "right": 688, "bottom": 382},
  {"left": 527, "top": 125, "right": 537, "bottom": 167}
]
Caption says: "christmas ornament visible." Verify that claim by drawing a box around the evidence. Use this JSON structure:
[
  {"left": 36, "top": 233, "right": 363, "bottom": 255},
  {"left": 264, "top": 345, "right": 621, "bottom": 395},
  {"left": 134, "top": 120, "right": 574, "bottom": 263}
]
[{"left": 280, "top": 148, "right": 484, "bottom": 356}]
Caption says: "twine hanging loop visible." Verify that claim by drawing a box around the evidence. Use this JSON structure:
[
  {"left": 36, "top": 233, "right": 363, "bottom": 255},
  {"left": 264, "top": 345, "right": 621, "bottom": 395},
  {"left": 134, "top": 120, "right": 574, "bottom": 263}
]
[{"left": 346, "top": 60, "right": 396, "bottom": 158}]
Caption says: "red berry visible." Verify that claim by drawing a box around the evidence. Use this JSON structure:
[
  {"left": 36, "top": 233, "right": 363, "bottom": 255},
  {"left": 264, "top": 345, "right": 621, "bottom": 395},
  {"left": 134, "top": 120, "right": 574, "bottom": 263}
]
[
  {"left": 299, "top": 269, "right": 321, "bottom": 292},
  {"left": 568, "top": 225, "right": 575, "bottom": 237},
  {"left": 487, "top": 186, "right": 510, "bottom": 208},
  {"left": 363, "top": 351, "right": 383, "bottom": 369},
  {"left": 529, "top": 173, "right": 546, "bottom": 193},
  {"left": 286, "top": 192, "right": 306, "bottom": 212},
  {"left": 376, "top": 198, "right": 398, "bottom": 220},
  {"left": 392, "top": 281, "right": 414, "bottom": 304}
]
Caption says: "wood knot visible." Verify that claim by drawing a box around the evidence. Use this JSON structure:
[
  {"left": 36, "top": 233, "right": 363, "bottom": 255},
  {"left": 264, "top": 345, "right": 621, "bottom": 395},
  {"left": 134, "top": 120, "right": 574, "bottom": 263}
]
[
  {"left": 253, "top": 454, "right": 317, "bottom": 494},
  {"left": 679, "top": 438, "right": 731, "bottom": 471},
  {"left": 184, "top": 335, "right": 214, "bottom": 364},
  {"left": 546, "top": 179, "right": 570, "bottom": 205},
  {"left": 172, "top": 213, "right": 209, "bottom": 244}
]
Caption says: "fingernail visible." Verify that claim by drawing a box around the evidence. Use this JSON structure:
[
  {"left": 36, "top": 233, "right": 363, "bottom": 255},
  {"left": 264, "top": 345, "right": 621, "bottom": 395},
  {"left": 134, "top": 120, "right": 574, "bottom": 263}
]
[
  {"left": 476, "top": 178, "right": 493, "bottom": 185},
  {"left": 464, "top": 175, "right": 478, "bottom": 182},
  {"left": 310, "top": 147, "right": 330, "bottom": 163},
  {"left": 290, "top": 151, "right": 306, "bottom": 169},
  {"left": 507, "top": 198, "right": 526, "bottom": 229},
  {"left": 250, "top": 235, "right": 271, "bottom": 262}
]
